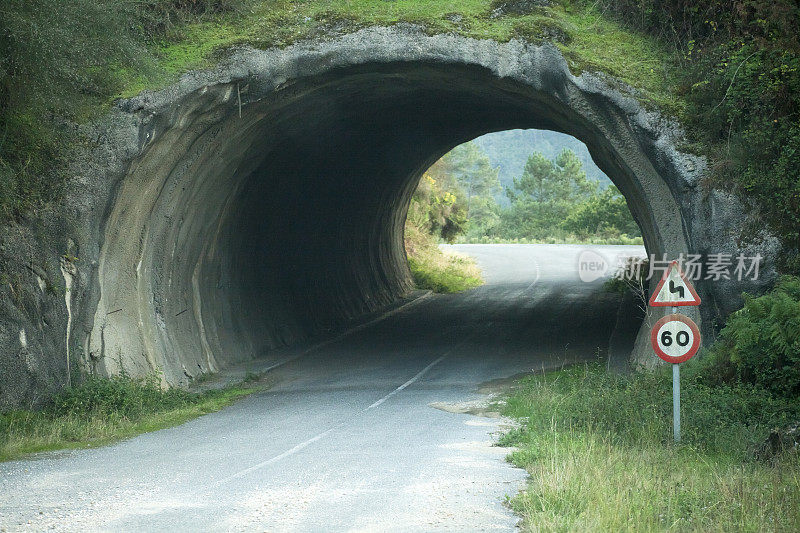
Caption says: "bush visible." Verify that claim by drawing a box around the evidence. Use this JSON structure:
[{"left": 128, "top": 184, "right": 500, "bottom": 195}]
[
  {"left": 503, "top": 362, "right": 800, "bottom": 459},
  {"left": 50, "top": 374, "right": 193, "bottom": 420},
  {"left": 586, "top": 0, "right": 800, "bottom": 273},
  {"left": 700, "top": 276, "right": 800, "bottom": 398},
  {"left": 500, "top": 364, "right": 800, "bottom": 530},
  {"left": 137, "top": 0, "right": 249, "bottom": 38},
  {"left": 0, "top": 0, "right": 249, "bottom": 220},
  {"left": 404, "top": 222, "right": 482, "bottom": 293}
]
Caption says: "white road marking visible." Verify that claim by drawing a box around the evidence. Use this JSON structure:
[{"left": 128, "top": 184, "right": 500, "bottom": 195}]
[
  {"left": 216, "top": 353, "right": 446, "bottom": 485},
  {"left": 366, "top": 355, "right": 446, "bottom": 410},
  {"left": 217, "top": 425, "right": 344, "bottom": 484}
]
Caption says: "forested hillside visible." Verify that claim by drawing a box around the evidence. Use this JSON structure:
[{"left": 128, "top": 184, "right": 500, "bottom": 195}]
[
  {"left": 406, "top": 140, "right": 641, "bottom": 246},
  {"left": 472, "top": 129, "right": 610, "bottom": 192}
]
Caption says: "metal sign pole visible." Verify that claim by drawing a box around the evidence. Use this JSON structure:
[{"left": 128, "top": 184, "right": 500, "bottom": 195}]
[
  {"left": 672, "top": 304, "right": 680, "bottom": 443},
  {"left": 673, "top": 362, "right": 680, "bottom": 442}
]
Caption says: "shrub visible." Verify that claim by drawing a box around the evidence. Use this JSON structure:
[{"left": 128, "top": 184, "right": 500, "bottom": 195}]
[
  {"left": 700, "top": 276, "right": 800, "bottom": 398},
  {"left": 0, "top": 0, "right": 250, "bottom": 220},
  {"left": 50, "top": 374, "right": 194, "bottom": 419},
  {"left": 137, "top": 0, "right": 249, "bottom": 38},
  {"left": 585, "top": 0, "right": 800, "bottom": 273}
]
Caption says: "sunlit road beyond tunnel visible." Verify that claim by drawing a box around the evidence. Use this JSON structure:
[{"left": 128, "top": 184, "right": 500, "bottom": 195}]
[{"left": 0, "top": 244, "right": 645, "bottom": 531}]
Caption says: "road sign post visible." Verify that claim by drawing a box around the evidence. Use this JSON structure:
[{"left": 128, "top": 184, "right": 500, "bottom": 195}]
[
  {"left": 649, "top": 261, "right": 701, "bottom": 443},
  {"left": 673, "top": 358, "right": 680, "bottom": 442}
]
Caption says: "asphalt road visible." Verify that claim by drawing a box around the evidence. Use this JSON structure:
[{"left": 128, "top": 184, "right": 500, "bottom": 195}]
[{"left": 0, "top": 244, "right": 645, "bottom": 532}]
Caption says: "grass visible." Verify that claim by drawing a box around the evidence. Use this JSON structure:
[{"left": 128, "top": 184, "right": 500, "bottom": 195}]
[
  {"left": 499, "top": 363, "right": 800, "bottom": 531},
  {"left": 133, "top": 0, "right": 680, "bottom": 112},
  {"left": 3, "top": 0, "right": 683, "bottom": 222},
  {"left": 0, "top": 373, "right": 260, "bottom": 462},
  {"left": 405, "top": 222, "right": 483, "bottom": 293},
  {"left": 457, "top": 234, "right": 644, "bottom": 245}
]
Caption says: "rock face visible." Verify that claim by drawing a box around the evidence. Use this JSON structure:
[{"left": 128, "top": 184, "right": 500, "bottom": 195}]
[{"left": 0, "top": 26, "right": 779, "bottom": 408}]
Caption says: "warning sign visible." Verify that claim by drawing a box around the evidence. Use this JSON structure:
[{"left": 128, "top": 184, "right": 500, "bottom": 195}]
[{"left": 648, "top": 261, "right": 701, "bottom": 307}]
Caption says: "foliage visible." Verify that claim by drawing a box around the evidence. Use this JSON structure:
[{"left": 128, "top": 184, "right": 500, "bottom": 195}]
[
  {"left": 699, "top": 276, "right": 800, "bottom": 398},
  {"left": 562, "top": 185, "right": 640, "bottom": 238},
  {"left": 51, "top": 374, "right": 192, "bottom": 419},
  {"left": 137, "top": 0, "right": 250, "bottom": 38},
  {"left": 407, "top": 141, "right": 503, "bottom": 242},
  {"left": 0, "top": 0, "right": 147, "bottom": 218},
  {"left": 407, "top": 172, "right": 467, "bottom": 243},
  {"left": 472, "top": 129, "right": 611, "bottom": 192},
  {"left": 438, "top": 142, "right": 503, "bottom": 238},
  {"left": 404, "top": 218, "right": 482, "bottom": 293},
  {"left": 587, "top": 0, "right": 800, "bottom": 273},
  {"left": 500, "top": 149, "right": 596, "bottom": 239},
  {"left": 456, "top": 234, "right": 643, "bottom": 245},
  {"left": 501, "top": 363, "right": 800, "bottom": 530},
  {"left": 408, "top": 142, "right": 642, "bottom": 246},
  {"left": 0, "top": 0, "right": 248, "bottom": 220},
  {"left": 0, "top": 373, "right": 256, "bottom": 461},
  {"left": 497, "top": 148, "right": 641, "bottom": 241}
]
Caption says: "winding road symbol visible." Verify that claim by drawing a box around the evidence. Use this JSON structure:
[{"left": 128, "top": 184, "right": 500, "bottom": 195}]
[
  {"left": 649, "top": 261, "right": 701, "bottom": 307},
  {"left": 669, "top": 280, "right": 684, "bottom": 299}
]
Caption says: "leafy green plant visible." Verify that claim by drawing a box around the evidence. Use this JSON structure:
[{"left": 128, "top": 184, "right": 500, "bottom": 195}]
[
  {"left": 0, "top": 373, "right": 256, "bottom": 461},
  {"left": 700, "top": 275, "right": 800, "bottom": 398},
  {"left": 51, "top": 373, "right": 192, "bottom": 419},
  {"left": 501, "top": 363, "right": 800, "bottom": 530},
  {"left": 404, "top": 221, "right": 483, "bottom": 293},
  {"left": 586, "top": 0, "right": 800, "bottom": 273},
  {"left": 0, "top": 0, "right": 249, "bottom": 221}
]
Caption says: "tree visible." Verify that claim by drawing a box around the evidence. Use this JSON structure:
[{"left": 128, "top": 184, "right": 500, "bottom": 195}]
[
  {"left": 562, "top": 185, "right": 641, "bottom": 237},
  {"left": 406, "top": 173, "right": 467, "bottom": 243},
  {"left": 500, "top": 148, "right": 598, "bottom": 239},
  {"left": 415, "top": 142, "right": 502, "bottom": 240}
]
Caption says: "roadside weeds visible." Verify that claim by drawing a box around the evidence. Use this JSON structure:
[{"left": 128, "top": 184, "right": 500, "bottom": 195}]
[{"left": 499, "top": 363, "right": 800, "bottom": 531}]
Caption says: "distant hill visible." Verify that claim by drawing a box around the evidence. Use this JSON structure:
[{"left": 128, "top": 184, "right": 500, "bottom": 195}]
[{"left": 471, "top": 129, "right": 611, "bottom": 192}]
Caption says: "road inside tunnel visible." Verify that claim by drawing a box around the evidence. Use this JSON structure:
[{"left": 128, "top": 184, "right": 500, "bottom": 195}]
[{"left": 1, "top": 243, "right": 645, "bottom": 531}]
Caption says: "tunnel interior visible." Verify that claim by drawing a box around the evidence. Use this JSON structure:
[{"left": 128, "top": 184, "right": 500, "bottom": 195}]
[{"left": 87, "top": 61, "right": 679, "bottom": 385}]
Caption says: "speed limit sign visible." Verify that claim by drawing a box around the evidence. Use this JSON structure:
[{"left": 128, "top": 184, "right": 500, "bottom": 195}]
[{"left": 650, "top": 313, "right": 701, "bottom": 363}]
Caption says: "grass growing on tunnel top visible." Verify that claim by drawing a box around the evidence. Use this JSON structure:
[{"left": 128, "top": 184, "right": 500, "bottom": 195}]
[
  {"left": 140, "top": 0, "right": 681, "bottom": 112},
  {"left": 405, "top": 222, "right": 483, "bottom": 293},
  {"left": 499, "top": 363, "right": 800, "bottom": 531},
  {"left": 3, "top": 0, "right": 681, "bottom": 221},
  {"left": 0, "top": 373, "right": 260, "bottom": 462}
]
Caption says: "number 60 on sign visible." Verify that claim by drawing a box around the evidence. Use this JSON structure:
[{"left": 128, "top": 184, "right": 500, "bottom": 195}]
[{"left": 650, "top": 313, "right": 701, "bottom": 364}]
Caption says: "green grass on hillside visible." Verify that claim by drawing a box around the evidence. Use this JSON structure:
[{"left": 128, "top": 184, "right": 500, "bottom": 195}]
[
  {"left": 500, "top": 364, "right": 800, "bottom": 531},
  {"left": 0, "top": 374, "right": 260, "bottom": 462},
  {"left": 144, "top": 0, "right": 679, "bottom": 110}
]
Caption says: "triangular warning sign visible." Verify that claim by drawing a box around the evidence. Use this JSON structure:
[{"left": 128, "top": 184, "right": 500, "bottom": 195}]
[{"left": 648, "top": 260, "right": 701, "bottom": 307}]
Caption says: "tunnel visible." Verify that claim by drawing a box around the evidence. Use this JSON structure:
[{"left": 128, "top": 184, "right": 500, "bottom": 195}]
[{"left": 83, "top": 29, "right": 703, "bottom": 386}]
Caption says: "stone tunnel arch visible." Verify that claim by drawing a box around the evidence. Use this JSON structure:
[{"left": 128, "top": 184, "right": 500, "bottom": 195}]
[{"left": 83, "top": 28, "right": 720, "bottom": 386}]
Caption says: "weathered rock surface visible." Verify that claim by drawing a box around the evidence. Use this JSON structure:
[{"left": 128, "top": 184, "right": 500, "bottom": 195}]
[{"left": 0, "top": 26, "right": 778, "bottom": 408}]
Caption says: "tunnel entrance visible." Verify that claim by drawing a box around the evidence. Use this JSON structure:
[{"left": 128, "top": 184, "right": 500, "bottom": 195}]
[{"left": 87, "top": 33, "right": 695, "bottom": 386}]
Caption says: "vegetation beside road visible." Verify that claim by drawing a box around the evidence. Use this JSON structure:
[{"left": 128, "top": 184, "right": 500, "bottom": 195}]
[
  {"left": 502, "top": 276, "right": 800, "bottom": 530},
  {"left": 501, "top": 363, "right": 800, "bottom": 531},
  {"left": 0, "top": 373, "right": 260, "bottom": 461},
  {"left": 405, "top": 206, "right": 483, "bottom": 294}
]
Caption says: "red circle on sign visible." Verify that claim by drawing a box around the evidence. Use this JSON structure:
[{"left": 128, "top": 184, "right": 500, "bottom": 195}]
[{"left": 650, "top": 313, "right": 701, "bottom": 364}]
